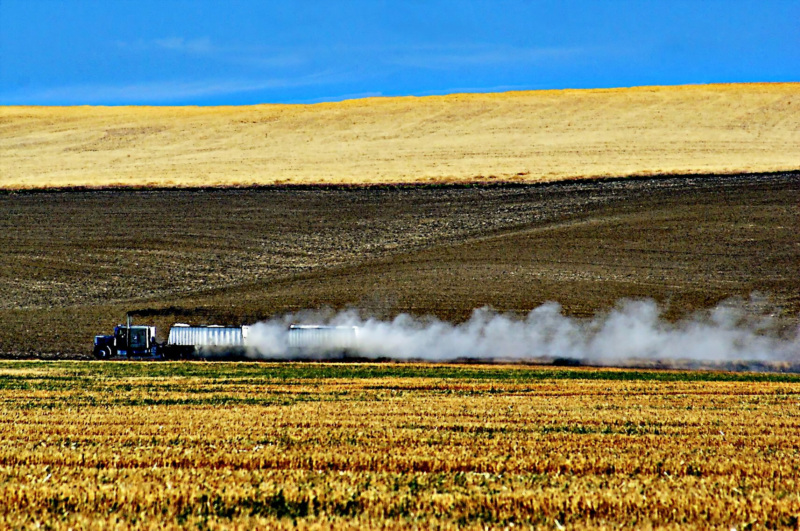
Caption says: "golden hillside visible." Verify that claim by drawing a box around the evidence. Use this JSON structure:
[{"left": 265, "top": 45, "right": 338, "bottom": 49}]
[{"left": 1, "top": 83, "right": 798, "bottom": 188}]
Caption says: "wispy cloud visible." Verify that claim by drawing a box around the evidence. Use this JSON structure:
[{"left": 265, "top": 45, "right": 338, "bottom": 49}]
[
  {"left": 116, "top": 37, "right": 305, "bottom": 69},
  {"left": 114, "top": 39, "right": 599, "bottom": 72},
  {"left": 152, "top": 37, "right": 215, "bottom": 54},
  {"left": 388, "top": 44, "right": 594, "bottom": 69},
  {"left": 229, "top": 53, "right": 307, "bottom": 69},
  {"left": 0, "top": 71, "right": 347, "bottom": 105},
  {"left": 115, "top": 37, "right": 217, "bottom": 55}
]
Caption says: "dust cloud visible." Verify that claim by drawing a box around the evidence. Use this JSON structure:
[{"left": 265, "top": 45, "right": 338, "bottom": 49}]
[{"left": 246, "top": 298, "right": 799, "bottom": 367}]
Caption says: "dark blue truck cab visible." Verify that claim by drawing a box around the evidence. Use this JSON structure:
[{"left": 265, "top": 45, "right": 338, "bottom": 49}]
[{"left": 93, "top": 324, "right": 157, "bottom": 359}]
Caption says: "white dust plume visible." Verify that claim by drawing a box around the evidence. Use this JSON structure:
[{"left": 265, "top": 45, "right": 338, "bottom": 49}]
[{"left": 245, "top": 298, "right": 799, "bottom": 368}]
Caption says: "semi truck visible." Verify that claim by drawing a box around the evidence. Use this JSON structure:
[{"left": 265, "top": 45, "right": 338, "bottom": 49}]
[
  {"left": 93, "top": 320, "right": 159, "bottom": 359},
  {"left": 93, "top": 317, "right": 246, "bottom": 360},
  {"left": 93, "top": 318, "right": 358, "bottom": 359}
]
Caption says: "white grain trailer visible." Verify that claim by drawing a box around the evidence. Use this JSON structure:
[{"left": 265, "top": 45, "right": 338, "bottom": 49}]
[
  {"left": 167, "top": 324, "right": 251, "bottom": 356},
  {"left": 287, "top": 325, "right": 359, "bottom": 356}
]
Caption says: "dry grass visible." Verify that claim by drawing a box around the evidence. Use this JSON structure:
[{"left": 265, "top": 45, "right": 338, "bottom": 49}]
[
  {"left": 1, "top": 83, "right": 798, "bottom": 189},
  {"left": 1, "top": 361, "right": 798, "bottom": 529}
]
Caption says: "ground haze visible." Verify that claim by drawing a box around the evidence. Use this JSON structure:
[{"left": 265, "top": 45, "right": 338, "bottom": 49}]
[{"left": 2, "top": 83, "right": 798, "bottom": 189}]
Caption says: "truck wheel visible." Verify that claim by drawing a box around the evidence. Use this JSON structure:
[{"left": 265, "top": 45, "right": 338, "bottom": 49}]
[{"left": 93, "top": 346, "right": 112, "bottom": 360}]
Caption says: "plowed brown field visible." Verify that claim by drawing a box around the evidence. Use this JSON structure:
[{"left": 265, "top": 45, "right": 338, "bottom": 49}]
[{"left": 0, "top": 173, "right": 797, "bottom": 357}]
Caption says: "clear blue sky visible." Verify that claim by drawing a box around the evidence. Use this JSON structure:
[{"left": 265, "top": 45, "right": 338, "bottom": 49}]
[{"left": 1, "top": 0, "right": 797, "bottom": 105}]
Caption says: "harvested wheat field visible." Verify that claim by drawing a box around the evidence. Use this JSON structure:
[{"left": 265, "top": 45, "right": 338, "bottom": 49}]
[
  {"left": 0, "top": 361, "right": 798, "bottom": 530},
  {"left": 1, "top": 83, "right": 798, "bottom": 189}
]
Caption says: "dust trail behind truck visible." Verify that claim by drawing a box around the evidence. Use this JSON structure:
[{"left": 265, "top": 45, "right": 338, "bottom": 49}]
[{"left": 287, "top": 325, "right": 359, "bottom": 358}]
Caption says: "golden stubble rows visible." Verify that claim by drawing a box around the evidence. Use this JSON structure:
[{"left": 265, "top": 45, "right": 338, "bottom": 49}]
[
  {"left": 0, "top": 366, "right": 798, "bottom": 529},
  {"left": 1, "top": 83, "right": 798, "bottom": 189}
]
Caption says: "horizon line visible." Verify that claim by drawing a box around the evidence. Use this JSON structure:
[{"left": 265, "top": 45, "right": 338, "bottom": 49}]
[{"left": 2, "top": 81, "right": 797, "bottom": 109}]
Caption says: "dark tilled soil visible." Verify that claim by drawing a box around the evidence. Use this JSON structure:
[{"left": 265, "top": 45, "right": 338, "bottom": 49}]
[{"left": 1, "top": 173, "right": 798, "bottom": 357}]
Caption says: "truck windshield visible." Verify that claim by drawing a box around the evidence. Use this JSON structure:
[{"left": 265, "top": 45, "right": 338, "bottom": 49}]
[{"left": 129, "top": 328, "right": 148, "bottom": 349}]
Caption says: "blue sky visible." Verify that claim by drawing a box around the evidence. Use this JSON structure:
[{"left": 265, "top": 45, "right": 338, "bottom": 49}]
[{"left": 1, "top": 0, "right": 797, "bottom": 105}]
